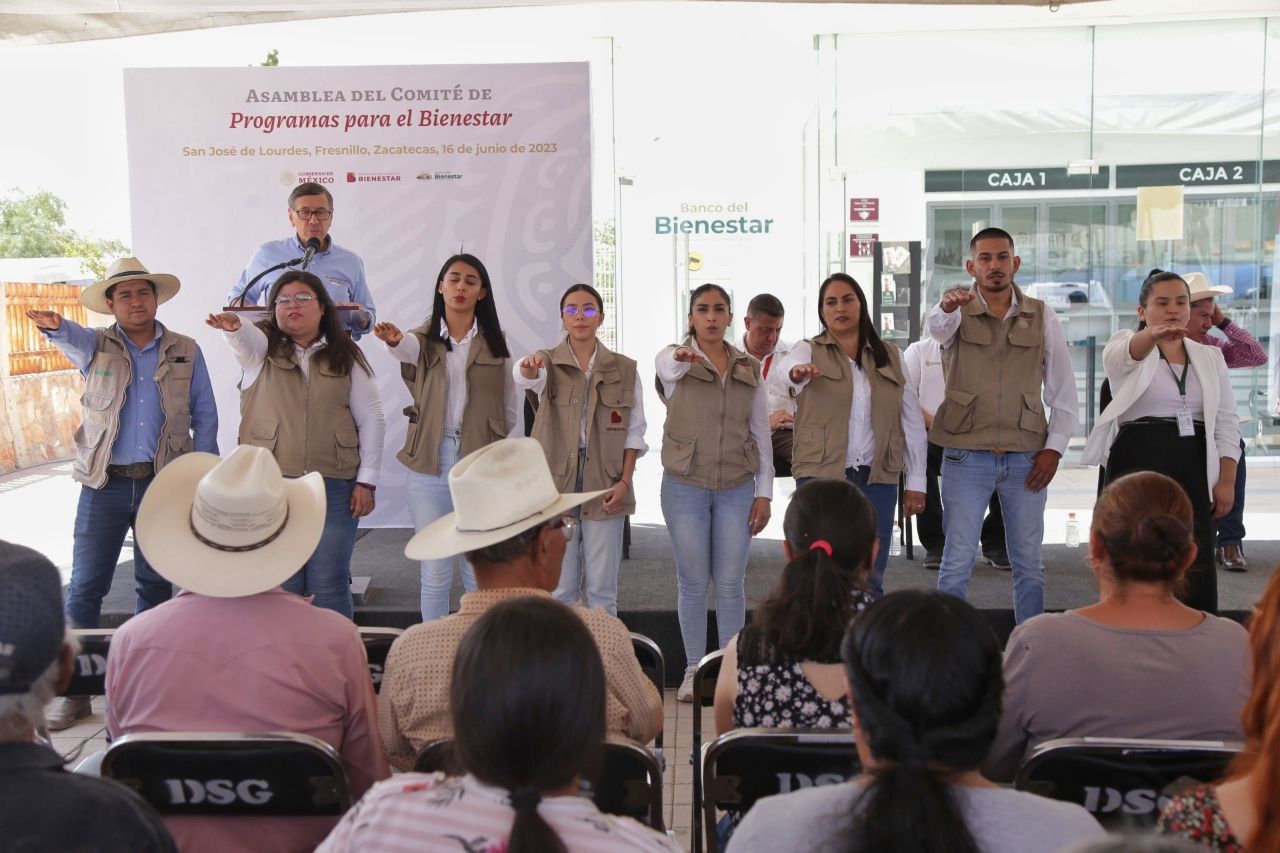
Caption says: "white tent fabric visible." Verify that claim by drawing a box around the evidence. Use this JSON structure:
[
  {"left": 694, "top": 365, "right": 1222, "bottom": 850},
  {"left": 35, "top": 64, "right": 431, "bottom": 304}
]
[{"left": 1, "top": 1, "right": 1094, "bottom": 46}]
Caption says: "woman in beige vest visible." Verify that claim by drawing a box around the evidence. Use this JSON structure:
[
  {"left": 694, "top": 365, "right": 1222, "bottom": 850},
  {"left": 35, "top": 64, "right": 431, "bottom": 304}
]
[
  {"left": 514, "top": 283, "right": 647, "bottom": 617},
  {"left": 771, "top": 273, "right": 926, "bottom": 599},
  {"left": 207, "top": 270, "right": 384, "bottom": 619},
  {"left": 374, "top": 253, "right": 520, "bottom": 621},
  {"left": 658, "top": 283, "right": 774, "bottom": 701}
]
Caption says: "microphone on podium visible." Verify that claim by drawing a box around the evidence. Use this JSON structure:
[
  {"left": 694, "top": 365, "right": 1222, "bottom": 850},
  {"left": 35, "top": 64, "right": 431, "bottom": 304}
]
[{"left": 300, "top": 238, "right": 322, "bottom": 271}]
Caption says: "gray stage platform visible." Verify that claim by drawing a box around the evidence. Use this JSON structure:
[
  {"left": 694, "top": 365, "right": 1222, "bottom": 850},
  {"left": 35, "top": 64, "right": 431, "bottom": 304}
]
[{"left": 99, "top": 522, "right": 1273, "bottom": 684}]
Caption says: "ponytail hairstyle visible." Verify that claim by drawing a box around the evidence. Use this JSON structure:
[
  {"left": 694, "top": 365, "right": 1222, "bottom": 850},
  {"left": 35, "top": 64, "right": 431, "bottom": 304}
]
[
  {"left": 424, "top": 253, "right": 511, "bottom": 358},
  {"left": 817, "top": 273, "right": 889, "bottom": 369},
  {"left": 449, "top": 596, "right": 606, "bottom": 853},
  {"left": 686, "top": 283, "right": 732, "bottom": 339},
  {"left": 840, "top": 590, "right": 1003, "bottom": 853},
  {"left": 1222, "top": 568, "right": 1280, "bottom": 851},
  {"left": 260, "top": 270, "right": 371, "bottom": 377},
  {"left": 743, "top": 479, "right": 877, "bottom": 664},
  {"left": 1092, "top": 471, "right": 1194, "bottom": 593},
  {"left": 1135, "top": 268, "right": 1190, "bottom": 332}
]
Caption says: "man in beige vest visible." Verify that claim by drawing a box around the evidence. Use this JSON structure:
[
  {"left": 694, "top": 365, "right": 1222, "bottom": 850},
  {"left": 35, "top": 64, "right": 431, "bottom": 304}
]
[
  {"left": 926, "top": 228, "right": 1078, "bottom": 623},
  {"left": 26, "top": 257, "right": 218, "bottom": 728}
]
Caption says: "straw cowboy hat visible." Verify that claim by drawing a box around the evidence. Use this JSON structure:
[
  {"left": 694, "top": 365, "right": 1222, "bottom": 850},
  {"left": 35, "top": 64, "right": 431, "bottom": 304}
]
[
  {"left": 135, "top": 446, "right": 325, "bottom": 597},
  {"left": 80, "top": 256, "right": 181, "bottom": 315},
  {"left": 1183, "top": 272, "right": 1233, "bottom": 303},
  {"left": 406, "top": 437, "right": 607, "bottom": 561}
]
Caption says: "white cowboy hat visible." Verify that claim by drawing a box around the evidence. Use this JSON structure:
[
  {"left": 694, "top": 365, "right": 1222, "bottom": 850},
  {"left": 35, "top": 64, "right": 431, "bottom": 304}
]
[
  {"left": 136, "top": 446, "right": 325, "bottom": 597},
  {"left": 81, "top": 257, "right": 181, "bottom": 315},
  {"left": 406, "top": 437, "right": 607, "bottom": 561},
  {"left": 1183, "top": 272, "right": 1232, "bottom": 303}
]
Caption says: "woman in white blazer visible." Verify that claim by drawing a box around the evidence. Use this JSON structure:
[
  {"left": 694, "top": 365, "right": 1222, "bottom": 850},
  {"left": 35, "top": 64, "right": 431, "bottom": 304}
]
[{"left": 1083, "top": 269, "right": 1240, "bottom": 613}]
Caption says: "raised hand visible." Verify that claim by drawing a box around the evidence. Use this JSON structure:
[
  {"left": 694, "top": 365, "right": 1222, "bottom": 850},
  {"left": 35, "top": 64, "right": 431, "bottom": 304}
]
[
  {"left": 940, "top": 287, "right": 977, "bottom": 313},
  {"left": 374, "top": 322, "right": 403, "bottom": 347},
  {"left": 1148, "top": 321, "right": 1188, "bottom": 343},
  {"left": 205, "top": 312, "right": 242, "bottom": 332},
  {"left": 518, "top": 354, "right": 545, "bottom": 379},
  {"left": 25, "top": 309, "right": 63, "bottom": 331},
  {"left": 672, "top": 346, "right": 704, "bottom": 364}
]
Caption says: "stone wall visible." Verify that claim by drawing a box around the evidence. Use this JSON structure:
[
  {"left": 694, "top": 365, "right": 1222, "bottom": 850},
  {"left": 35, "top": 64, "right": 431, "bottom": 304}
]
[{"left": 0, "top": 371, "right": 81, "bottom": 473}]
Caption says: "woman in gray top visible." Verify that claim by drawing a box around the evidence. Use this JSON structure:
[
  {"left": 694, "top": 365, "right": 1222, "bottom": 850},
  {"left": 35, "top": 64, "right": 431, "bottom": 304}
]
[
  {"left": 985, "top": 471, "right": 1250, "bottom": 783},
  {"left": 732, "top": 590, "right": 1104, "bottom": 853}
]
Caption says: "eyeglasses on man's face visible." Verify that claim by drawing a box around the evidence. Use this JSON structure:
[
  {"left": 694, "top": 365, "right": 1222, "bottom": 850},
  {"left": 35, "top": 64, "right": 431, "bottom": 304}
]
[
  {"left": 275, "top": 292, "right": 318, "bottom": 307},
  {"left": 548, "top": 516, "right": 578, "bottom": 540},
  {"left": 291, "top": 208, "right": 333, "bottom": 222},
  {"left": 562, "top": 305, "right": 600, "bottom": 318}
]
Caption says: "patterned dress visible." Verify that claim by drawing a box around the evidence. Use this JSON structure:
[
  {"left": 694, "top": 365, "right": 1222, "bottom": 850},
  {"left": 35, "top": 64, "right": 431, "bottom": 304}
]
[{"left": 1156, "top": 785, "right": 1245, "bottom": 852}]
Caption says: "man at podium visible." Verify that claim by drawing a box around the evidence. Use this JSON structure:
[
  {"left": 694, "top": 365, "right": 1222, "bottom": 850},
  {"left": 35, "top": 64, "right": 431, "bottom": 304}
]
[{"left": 228, "top": 181, "right": 377, "bottom": 338}]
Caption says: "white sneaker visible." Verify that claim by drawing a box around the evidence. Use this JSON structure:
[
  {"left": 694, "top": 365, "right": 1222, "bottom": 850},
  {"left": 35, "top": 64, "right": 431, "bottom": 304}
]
[
  {"left": 46, "top": 695, "right": 92, "bottom": 731},
  {"left": 677, "top": 665, "right": 697, "bottom": 703}
]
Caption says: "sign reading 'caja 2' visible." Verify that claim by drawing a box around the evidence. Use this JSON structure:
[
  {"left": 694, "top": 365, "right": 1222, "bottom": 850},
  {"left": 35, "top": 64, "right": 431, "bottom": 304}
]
[
  {"left": 925, "top": 167, "right": 1110, "bottom": 193},
  {"left": 1116, "top": 160, "right": 1280, "bottom": 188}
]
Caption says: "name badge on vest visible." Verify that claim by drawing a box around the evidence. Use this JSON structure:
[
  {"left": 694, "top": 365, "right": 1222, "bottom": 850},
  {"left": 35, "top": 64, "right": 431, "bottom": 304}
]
[{"left": 1176, "top": 410, "right": 1195, "bottom": 438}]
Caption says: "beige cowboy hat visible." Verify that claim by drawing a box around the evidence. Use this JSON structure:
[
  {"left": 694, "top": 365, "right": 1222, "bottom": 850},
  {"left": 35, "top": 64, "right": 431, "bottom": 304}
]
[
  {"left": 81, "top": 257, "right": 181, "bottom": 315},
  {"left": 406, "top": 437, "right": 607, "bottom": 561},
  {"left": 136, "top": 445, "right": 326, "bottom": 597},
  {"left": 1183, "top": 272, "right": 1233, "bottom": 303}
]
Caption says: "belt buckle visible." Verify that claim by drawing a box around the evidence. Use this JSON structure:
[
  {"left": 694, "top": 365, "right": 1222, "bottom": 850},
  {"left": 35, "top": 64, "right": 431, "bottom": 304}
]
[{"left": 991, "top": 447, "right": 1005, "bottom": 456}]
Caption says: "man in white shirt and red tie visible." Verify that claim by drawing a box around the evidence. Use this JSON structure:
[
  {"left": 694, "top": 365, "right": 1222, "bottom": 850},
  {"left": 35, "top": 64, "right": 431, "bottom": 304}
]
[{"left": 741, "top": 293, "right": 795, "bottom": 477}]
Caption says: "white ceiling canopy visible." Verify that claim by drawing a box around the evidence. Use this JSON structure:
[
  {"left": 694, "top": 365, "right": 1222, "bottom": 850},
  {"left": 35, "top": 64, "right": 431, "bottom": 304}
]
[{"left": 2, "top": 1, "right": 1096, "bottom": 46}]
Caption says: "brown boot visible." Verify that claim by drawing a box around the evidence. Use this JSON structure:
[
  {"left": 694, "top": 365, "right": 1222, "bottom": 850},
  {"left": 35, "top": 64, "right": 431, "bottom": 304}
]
[{"left": 1219, "top": 543, "right": 1248, "bottom": 573}]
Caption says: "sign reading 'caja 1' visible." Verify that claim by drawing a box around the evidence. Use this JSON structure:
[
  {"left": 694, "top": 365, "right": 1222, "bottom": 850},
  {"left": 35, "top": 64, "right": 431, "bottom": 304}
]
[{"left": 925, "top": 167, "right": 1110, "bottom": 193}]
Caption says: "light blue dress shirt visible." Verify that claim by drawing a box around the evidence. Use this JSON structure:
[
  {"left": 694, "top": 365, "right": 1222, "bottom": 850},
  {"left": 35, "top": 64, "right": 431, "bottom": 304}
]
[
  {"left": 229, "top": 235, "right": 377, "bottom": 339},
  {"left": 44, "top": 319, "right": 219, "bottom": 465}
]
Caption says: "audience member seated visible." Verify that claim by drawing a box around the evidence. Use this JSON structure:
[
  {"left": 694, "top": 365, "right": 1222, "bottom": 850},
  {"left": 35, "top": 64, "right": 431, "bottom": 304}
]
[
  {"left": 711, "top": 479, "right": 875, "bottom": 844},
  {"left": 319, "top": 595, "right": 679, "bottom": 852},
  {"left": 985, "top": 471, "right": 1250, "bottom": 782},
  {"left": 1157, "top": 567, "right": 1280, "bottom": 851},
  {"left": 0, "top": 541, "right": 175, "bottom": 852},
  {"left": 105, "top": 446, "right": 389, "bottom": 853},
  {"left": 378, "top": 438, "right": 662, "bottom": 771},
  {"left": 714, "top": 478, "right": 876, "bottom": 735},
  {"left": 731, "top": 590, "right": 1105, "bottom": 852}
]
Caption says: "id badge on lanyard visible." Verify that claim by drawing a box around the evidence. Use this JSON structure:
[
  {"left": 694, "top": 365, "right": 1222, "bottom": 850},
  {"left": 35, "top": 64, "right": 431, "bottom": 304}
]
[{"left": 1162, "top": 351, "right": 1195, "bottom": 438}]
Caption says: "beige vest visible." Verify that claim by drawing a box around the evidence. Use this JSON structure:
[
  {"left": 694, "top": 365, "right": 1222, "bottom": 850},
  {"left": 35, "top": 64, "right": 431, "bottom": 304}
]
[
  {"left": 72, "top": 324, "right": 198, "bottom": 489},
  {"left": 397, "top": 328, "right": 509, "bottom": 475},
  {"left": 661, "top": 339, "right": 761, "bottom": 491},
  {"left": 791, "top": 331, "right": 908, "bottom": 484},
  {"left": 929, "top": 283, "right": 1049, "bottom": 453},
  {"left": 530, "top": 339, "right": 639, "bottom": 520},
  {"left": 239, "top": 348, "right": 360, "bottom": 479}
]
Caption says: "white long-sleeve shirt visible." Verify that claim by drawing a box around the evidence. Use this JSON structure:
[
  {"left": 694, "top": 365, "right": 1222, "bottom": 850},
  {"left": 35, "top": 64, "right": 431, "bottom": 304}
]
[
  {"left": 656, "top": 341, "right": 774, "bottom": 499},
  {"left": 512, "top": 342, "right": 648, "bottom": 454},
  {"left": 384, "top": 319, "right": 522, "bottom": 438},
  {"left": 223, "top": 323, "right": 385, "bottom": 485},
  {"left": 771, "top": 340, "right": 927, "bottom": 493},
  {"left": 926, "top": 290, "right": 1079, "bottom": 455}
]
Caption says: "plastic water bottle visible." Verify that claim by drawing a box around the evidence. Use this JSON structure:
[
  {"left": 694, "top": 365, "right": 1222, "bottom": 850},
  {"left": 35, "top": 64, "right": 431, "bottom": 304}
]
[
  {"left": 889, "top": 522, "right": 902, "bottom": 556},
  {"left": 1065, "top": 512, "right": 1080, "bottom": 548}
]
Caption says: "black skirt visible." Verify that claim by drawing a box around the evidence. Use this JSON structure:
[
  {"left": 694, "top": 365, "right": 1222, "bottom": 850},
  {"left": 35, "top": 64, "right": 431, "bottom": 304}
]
[{"left": 1103, "top": 418, "right": 1217, "bottom": 614}]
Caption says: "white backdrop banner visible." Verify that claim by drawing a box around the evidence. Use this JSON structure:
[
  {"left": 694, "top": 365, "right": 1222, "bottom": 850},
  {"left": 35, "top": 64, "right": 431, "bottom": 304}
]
[{"left": 124, "top": 62, "right": 592, "bottom": 525}]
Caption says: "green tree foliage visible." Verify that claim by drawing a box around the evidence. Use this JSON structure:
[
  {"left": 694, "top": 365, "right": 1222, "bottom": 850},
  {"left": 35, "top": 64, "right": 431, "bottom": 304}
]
[
  {"left": 261, "top": 49, "right": 279, "bottom": 67},
  {"left": 0, "top": 188, "right": 129, "bottom": 279}
]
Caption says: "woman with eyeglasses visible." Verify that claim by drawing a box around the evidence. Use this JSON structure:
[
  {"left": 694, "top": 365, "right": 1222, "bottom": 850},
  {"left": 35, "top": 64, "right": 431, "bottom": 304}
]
[
  {"left": 514, "top": 284, "right": 646, "bottom": 617},
  {"left": 658, "top": 283, "right": 774, "bottom": 702},
  {"left": 373, "top": 254, "right": 520, "bottom": 621},
  {"left": 207, "top": 270, "right": 384, "bottom": 619}
]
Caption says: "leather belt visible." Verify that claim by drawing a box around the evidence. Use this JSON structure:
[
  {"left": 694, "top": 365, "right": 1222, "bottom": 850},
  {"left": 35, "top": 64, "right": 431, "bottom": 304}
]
[{"left": 106, "top": 461, "right": 154, "bottom": 479}]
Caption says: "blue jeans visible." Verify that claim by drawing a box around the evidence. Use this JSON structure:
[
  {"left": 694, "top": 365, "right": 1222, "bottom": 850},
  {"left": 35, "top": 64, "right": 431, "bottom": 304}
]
[
  {"left": 661, "top": 474, "right": 755, "bottom": 669},
  {"left": 283, "top": 476, "right": 357, "bottom": 619},
  {"left": 406, "top": 431, "right": 475, "bottom": 621},
  {"left": 66, "top": 475, "right": 171, "bottom": 629},
  {"left": 797, "top": 467, "right": 897, "bottom": 598},
  {"left": 938, "top": 449, "right": 1046, "bottom": 624},
  {"left": 555, "top": 451, "right": 626, "bottom": 615},
  {"left": 1216, "top": 439, "right": 1247, "bottom": 546}
]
